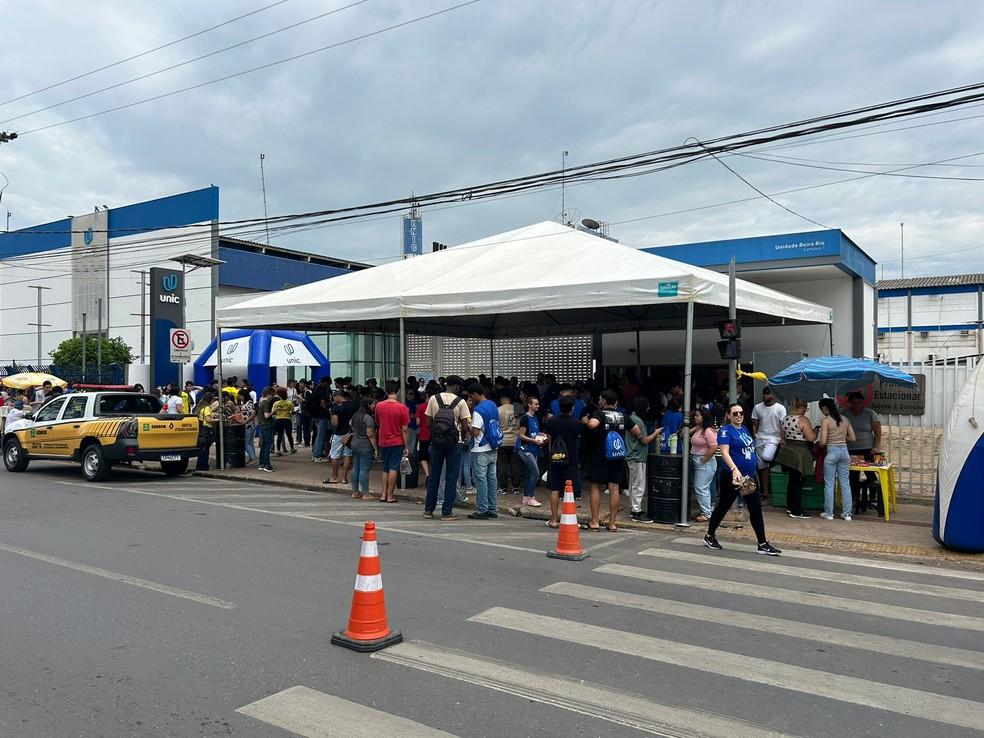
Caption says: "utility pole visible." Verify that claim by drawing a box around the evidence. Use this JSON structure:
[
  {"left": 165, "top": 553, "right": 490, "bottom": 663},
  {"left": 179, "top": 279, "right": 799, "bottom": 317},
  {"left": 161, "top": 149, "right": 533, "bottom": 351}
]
[
  {"left": 97, "top": 298, "right": 103, "bottom": 377},
  {"left": 26, "top": 285, "right": 52, "bottom": 367},
  {"left": 900, "top": 222, "right": 905, "bottom": 279},
  {"left": 130, "top": 270, "right": 149, "bottom": 363},
  {"left": 561, "top": 150, "right": 569, "bottom": 225},
  {"left": 81, "top": 312, "right": 88, "bottom": 382},
  {"left": 728, "top": 257, "right": 737, "bottom": 403},
  {"left": 260, "top": 153, "right": 271, "bottom": 245},
  {"left": 4, "top": 212, "right": 9, "bottom": 233}
]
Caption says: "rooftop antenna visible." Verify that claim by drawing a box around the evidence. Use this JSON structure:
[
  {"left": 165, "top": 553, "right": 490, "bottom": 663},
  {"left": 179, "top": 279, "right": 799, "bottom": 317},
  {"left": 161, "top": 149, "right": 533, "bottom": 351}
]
[
  {"left": 561, "top": 150, "right": 569, "bottom": 225},
  {"left": 260, "top": 153, "right": 271, "bottom": 245}
]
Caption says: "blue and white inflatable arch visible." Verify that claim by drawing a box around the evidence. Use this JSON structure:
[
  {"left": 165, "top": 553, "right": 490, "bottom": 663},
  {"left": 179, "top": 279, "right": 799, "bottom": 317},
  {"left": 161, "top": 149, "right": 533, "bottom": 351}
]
[{"left": 934, "top": 360, "right": 984, "bottom": 552}]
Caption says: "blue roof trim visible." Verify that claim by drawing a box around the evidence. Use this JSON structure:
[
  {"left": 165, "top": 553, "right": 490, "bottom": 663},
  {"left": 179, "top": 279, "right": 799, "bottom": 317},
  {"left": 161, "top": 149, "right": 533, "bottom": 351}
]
[
  {"left": 645, "top": 228, "right": 877, "bottom": 284},
  {"left": 218, "top": 246, "right": 351, "bottom": 291},
  {"left": 878, "top": 324, "right": 975, "bottom": 333},
  {"left": 0, "top": 217, "right": 72, "bottom": 258},
  {"left": 879, "top": 285, "right": 982, "bottom": 297},
  {"left": 108, "top": 186, "right": 218, "bottom": 238}
]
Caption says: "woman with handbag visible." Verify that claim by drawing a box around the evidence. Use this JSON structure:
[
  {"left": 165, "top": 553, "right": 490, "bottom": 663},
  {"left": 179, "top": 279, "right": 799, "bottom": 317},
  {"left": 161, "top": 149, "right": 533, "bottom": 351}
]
[
  {"left": 775, "top": 398, "right": 816, "bottom": 519},
  {"left": 704, "top": 403, "right": 781, "bottom": 556}
]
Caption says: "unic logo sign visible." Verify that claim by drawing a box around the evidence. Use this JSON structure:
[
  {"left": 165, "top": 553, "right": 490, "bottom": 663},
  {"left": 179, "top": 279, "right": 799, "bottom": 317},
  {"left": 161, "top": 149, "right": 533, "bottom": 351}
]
[
  {"left": 226, "top": 342, "right": 238, "bottom": 355},
  {"left": 83, "top": 226, "right": 94, "bottom": 246},
  {"left": 283, "top": 343, "right": 300, "bottom": 364},
  {"left": 284, "top": 344, "right": 295, "bottom": 355},
  {"left": 159, "top": 273, "right": 181, "bottom": 304}
]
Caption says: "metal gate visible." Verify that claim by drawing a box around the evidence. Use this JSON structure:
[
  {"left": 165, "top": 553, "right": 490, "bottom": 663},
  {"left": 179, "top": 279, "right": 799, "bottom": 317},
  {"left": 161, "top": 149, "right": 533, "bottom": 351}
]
[{"left": 881, "top": 358, "right": 978, "bottom": 497}]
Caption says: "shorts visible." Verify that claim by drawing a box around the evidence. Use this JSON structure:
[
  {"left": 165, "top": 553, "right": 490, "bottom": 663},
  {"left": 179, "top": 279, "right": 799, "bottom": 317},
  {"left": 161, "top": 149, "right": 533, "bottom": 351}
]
[
  {"left": 380, "top": 445, "right": 404, "bottom": 473},
  {"left": 418, "top": 439, "right": 430, "bottom": 459},
  {"left": 587, "top": 458, "right": 625, "bottom": 486},
  {"left": 755, "top": 436, "right": 780, "bottom": 469},
  {"left": 550, "top": 462, "right": 577, "bottom": 492},
  {"left": 329, "top": 434, "right": 354, "bottom": 459}
]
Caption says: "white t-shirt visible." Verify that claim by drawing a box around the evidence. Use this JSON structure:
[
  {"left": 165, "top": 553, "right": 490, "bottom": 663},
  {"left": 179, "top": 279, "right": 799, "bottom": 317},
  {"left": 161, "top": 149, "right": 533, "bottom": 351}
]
[
  {"left": 471, "top": 411, "right": 491, "bottom": 453},
  {"left": 165, "top": 395, "right": 184, "bottom": 414},
  {"left": 752, "top": 401, "right": 786, "bottom": 438}
]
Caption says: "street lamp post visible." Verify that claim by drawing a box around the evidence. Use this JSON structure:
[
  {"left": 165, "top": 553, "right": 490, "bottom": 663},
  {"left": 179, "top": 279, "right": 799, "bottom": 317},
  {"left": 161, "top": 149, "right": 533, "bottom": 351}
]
[{"left": 26, "top": 285, "right": 51, "bottom": 367}]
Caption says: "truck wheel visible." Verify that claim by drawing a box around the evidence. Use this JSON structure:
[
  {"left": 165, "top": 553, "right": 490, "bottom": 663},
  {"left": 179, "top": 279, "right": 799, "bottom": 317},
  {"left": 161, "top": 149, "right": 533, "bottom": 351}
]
[
  {"left": 81, "top": 444, "right": 110, "bottom": 482},
  {"left": 161, "top": 459, "right": 189, "bottom": 477},
  {"left": 3, "top": 438, "right": 29, "bottom": 472}
]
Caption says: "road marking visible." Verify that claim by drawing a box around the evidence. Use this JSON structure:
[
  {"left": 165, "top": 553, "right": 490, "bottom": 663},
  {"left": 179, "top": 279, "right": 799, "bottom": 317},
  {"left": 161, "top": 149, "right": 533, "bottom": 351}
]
[
  {"left": 638, "top": 548, "right": 984, "bottom": 604},
  {"left": 374, "top": 640, "right": 794, "bottom": 738},
  {"left": 237, "top": 686, "right": 458, "bottom": 737},
  {"left": 0, "top": 542, "right": 236, "bottom": 609},
  {"left": 670, "top": 537, "right": 984, "bottom": 582},
  {"left": 596, "top": 564, "right": 984, "bottom": 632},
  {"left": 470, "top": 607, "right": 984, "bottom": 732},
  {"left": 541, "top": 582, "right": 984, "bottom": 671}
]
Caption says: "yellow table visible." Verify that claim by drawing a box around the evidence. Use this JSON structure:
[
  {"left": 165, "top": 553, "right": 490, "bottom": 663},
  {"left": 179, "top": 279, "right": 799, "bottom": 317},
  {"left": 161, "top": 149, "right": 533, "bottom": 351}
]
[{"left": 844, "top": 464, "right": 897, "bottom": 521}]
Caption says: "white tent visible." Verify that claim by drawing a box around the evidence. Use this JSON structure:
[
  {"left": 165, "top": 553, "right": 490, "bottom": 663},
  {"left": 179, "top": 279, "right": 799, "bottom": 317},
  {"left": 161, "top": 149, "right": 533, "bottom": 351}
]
[
  {"left": 217, "top": 220, "right": 833, "bottom": 525},
  {"left": 216, "top": 220, "right": 831, "bottom": 337}
]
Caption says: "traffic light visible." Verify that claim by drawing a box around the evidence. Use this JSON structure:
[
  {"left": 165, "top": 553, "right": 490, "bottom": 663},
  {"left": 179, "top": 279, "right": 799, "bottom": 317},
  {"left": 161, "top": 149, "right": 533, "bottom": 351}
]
[{"left": 717, "top": 318, "right": 741, "bottom": 360}]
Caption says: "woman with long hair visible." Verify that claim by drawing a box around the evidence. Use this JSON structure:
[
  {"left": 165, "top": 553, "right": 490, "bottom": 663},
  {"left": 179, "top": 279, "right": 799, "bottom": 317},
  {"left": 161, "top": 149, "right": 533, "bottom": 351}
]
[
  {"left": 689, "top": 408, "right": 718, "bottom": 522},
  {"left": 818, "top": 397, "right": 856, "bottom": 521},
  {"left": 194, "top": 390, "right": 216, "bottom": 471},
  {"left": 775, "top": 398, "right": 816, "bottom": 519},
  {"left": 349, "top": 396, "right": 378, "bottom": 500},
  {"left": 704, "top": 403, "right": 781, "bottom": 555}
]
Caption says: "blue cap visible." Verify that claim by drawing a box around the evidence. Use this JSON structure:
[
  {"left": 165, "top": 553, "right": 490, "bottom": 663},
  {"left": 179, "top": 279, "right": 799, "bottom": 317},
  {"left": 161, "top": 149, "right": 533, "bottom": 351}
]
[{"left": 14, "top": 400, "right": 24, "bottom": 409}]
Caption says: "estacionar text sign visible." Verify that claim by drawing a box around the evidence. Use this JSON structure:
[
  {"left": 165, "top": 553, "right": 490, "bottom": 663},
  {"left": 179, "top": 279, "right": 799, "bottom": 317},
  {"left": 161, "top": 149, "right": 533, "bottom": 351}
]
[{"left": 870, "top": 374, "right": 925, "bottom": 415}]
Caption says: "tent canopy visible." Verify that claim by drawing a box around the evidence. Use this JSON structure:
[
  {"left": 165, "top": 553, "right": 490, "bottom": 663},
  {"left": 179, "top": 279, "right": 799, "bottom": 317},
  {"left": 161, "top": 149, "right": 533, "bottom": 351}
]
[{"left": 216, "top": 221, "right": 832, "bottom": 338}]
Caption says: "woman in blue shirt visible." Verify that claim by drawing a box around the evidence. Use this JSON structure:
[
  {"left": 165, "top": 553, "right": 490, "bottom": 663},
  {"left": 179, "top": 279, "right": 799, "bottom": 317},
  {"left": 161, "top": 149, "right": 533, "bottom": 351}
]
[
  {"left": 515, "top": 396, "right": 544, "bottom": 507},
  {"left": 704, "top": 403, "right": 781, "bottom": 556}
]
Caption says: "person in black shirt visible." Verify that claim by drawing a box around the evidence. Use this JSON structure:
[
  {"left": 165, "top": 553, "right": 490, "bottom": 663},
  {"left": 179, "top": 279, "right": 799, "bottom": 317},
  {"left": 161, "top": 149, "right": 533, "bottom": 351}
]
[
  {"left": 542, "top": 395, "right": 585, "bottom": 528},
  {"left": 584, "top": 389, "right": 637, "bottom": 532},
  {"left": 327, "top": 390, "right": 358, "bottom": 484},
  {"left": 310, "top": 377, "right": 333, "bottom": 461}
]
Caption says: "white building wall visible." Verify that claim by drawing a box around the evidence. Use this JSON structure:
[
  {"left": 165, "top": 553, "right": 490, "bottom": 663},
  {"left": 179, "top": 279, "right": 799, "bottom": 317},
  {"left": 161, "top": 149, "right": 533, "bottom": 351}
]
[{"left": 877, "top": 291, "right": 981, "bottom": 362}]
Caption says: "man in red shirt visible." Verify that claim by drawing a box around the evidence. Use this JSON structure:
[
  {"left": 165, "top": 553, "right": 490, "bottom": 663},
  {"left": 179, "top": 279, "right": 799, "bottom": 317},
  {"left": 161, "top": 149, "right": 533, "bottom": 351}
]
[{"left": 375, "top": 380, "right": 410, "bottom": 503}]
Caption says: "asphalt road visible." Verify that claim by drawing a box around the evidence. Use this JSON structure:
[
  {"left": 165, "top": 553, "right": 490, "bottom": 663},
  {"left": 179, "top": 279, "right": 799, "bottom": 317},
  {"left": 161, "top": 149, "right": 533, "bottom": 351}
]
[{"left": 1, "top": 461, "right": 983, "bottom": 737}]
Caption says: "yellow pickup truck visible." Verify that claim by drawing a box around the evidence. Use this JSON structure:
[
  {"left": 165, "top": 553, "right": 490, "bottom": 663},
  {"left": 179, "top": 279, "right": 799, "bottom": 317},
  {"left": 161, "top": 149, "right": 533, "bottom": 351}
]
[{"left": 2, "top": 392, "right": 200, "bottom": 482}]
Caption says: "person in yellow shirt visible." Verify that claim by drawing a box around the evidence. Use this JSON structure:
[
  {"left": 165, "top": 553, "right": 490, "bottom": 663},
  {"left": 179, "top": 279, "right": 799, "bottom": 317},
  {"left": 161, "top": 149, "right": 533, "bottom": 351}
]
[{"left": 271, "top": 387, "right": 296, "bottom": 456}]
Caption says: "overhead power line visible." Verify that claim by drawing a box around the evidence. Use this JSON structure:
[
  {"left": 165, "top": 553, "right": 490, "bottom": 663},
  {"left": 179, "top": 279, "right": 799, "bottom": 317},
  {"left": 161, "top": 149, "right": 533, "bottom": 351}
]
[
  {"left": 0, "top": 0, "right": 369, "bottom": 126},
  {"left": 0, "top": 0, "right": 291, "bottom": 109}
]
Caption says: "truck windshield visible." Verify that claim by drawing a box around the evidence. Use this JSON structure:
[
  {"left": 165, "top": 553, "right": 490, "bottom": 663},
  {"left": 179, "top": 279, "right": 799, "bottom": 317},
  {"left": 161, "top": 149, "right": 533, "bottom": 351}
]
[{"left": 96, "top": 394, "right": 164, "bottom": 415}]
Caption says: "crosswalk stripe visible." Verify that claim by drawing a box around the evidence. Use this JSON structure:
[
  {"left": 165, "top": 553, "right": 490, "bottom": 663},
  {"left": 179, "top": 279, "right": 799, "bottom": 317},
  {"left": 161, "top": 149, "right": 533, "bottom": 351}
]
[
  {"left": 597, "top": 564, "right": 984, "bottom": 632},
  {"left": 541, "top": 582, "right": 984, "bottom": 671},
  {"left": 638, "top": 548, "right": 984, "bottom": 604},
  {"left": 237, "top": 686, "right": 458, "bottom": 737},
  {"left": 374, "top": 640, "right": 794, "bottom": 738},
  {"left": 470, "top": 607, "right": 984, "bottom": 731},
  {"left": 670, "top": 537, "right": 984, "bottom": 582}
]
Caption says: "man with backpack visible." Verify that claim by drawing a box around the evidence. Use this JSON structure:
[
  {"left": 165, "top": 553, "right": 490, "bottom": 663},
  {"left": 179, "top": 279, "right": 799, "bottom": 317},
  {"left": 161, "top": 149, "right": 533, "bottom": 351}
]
[
  {"left": 467, "top": 383, "right": 502, "bottom": 520},
  {"left": 584, "top": 389, "right": 637, "bottom": 532},
  {"left": 309, "top": 376, "right": 332, "bottom": 462},
  {"left": 542, "top": 395, "right": 584, "bottom": 528},
  {"left": 424, "top": 376, "right": 471, "bottom": 521}
]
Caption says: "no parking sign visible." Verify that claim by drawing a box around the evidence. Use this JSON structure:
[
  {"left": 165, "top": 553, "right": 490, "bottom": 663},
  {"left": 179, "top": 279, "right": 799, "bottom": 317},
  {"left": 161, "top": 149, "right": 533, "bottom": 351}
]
[{"left": 169, "top": 328, "right": 191, "bottom": 363}]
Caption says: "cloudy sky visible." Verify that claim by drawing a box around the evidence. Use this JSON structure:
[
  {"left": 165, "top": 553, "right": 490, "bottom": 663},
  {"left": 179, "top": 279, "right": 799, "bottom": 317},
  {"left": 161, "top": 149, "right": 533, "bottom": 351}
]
[{"left": 2, "top": 0, "right": 984, "bottom": 278}]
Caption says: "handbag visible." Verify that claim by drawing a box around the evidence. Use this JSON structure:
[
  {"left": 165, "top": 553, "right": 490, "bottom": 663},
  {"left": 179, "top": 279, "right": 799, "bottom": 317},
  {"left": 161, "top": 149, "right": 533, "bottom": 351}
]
[{"left": 734, "top": 474, "right": 758, "bottom": 497}]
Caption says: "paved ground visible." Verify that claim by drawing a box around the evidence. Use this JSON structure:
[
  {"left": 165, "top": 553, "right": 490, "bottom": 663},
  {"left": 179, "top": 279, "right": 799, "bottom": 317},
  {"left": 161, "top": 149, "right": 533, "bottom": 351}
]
[{"left": 2, "top": 461, "right": 984, "bottom": 737}]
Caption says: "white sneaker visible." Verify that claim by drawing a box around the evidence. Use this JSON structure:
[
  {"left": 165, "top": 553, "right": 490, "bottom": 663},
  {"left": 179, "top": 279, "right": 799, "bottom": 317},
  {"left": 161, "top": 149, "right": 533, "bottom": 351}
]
[
  {"left": 820, "top": 513, "right": 835, "bottom": 520},
  {"left": 842, "top": 514, "right": 853, "bottom": 522},
  {"left": 525, "top": 497, "right": 543, "bottom": 507}
]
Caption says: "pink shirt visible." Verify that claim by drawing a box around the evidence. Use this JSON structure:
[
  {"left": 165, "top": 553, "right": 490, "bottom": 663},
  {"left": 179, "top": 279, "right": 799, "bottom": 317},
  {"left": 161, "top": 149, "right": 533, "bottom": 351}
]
[{"left": 690, "top": 426, "right": 718, "bottom": 455}]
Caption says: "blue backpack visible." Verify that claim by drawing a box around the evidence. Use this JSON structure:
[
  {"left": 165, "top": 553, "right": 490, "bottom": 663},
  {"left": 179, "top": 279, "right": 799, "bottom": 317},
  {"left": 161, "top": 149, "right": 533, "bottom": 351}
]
[
  {"left": 477, "top": 401, "right": 503, "bottom": 449},
  {"left": 603, "top": 410, "right": 627, "bottom": 460}
]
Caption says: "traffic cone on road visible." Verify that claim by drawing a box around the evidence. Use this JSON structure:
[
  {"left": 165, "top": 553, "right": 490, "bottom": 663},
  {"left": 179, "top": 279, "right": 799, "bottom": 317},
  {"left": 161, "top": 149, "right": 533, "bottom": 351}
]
[
  {"left": 547, "top": 481, "right": 589, "bottom": 561},
  {"left": 331, "top": 521, "right": 403, "bottom": 652}
]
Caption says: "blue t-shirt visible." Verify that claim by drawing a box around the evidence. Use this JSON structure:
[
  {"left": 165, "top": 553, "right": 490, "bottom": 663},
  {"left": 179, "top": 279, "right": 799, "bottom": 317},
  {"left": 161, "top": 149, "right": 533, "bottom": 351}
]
[
  {"left": 550, "top": 397, "right": 585, "bottom": 420},
  {"left": 717, "top": 424, "right": 756, "bottom": 477},
  {"left": 661, "top": 410, "right": 683, "bottom": 452}
]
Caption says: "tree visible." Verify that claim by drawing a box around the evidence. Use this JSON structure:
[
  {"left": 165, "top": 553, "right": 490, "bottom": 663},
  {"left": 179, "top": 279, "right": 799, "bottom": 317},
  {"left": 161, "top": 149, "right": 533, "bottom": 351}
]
[{"left": 50, "top": 335, "right": 134, "bottom": 367}]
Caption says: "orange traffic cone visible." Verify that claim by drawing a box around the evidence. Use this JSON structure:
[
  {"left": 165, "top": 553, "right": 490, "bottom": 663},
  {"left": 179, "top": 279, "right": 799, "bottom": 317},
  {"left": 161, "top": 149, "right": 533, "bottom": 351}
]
[
  {"left": 547, "top": 481, "right": 589, "bottom": 561},
  {"left": 331, "top": 521, "right": 403, "bottom": 652}
]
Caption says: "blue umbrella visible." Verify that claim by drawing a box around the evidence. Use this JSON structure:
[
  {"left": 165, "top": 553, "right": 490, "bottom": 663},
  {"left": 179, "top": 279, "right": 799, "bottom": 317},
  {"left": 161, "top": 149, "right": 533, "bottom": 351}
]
[{"left": 768, "top": 355, "right": 917, "bottom": 402}]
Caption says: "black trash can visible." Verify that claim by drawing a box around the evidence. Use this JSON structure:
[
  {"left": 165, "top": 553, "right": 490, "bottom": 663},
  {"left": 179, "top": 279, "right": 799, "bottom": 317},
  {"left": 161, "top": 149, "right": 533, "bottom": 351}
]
[
  {"left": 216, "top": 423, "right": 246, "bottom": 469},
  {"left": 647, "top": 454, "right": 688, "bottom": 523}
]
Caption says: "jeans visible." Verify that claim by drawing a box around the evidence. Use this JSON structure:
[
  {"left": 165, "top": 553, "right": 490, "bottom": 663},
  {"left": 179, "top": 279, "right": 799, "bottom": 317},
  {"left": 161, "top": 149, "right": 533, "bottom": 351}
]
[
  {"left": 312, "top": 418, "right": 329, "bottom": 459},
  {"left": 518, "top": 450, "right": 540, "bottom": 497},
  {"left": 458, "top": 443, "right": 473, "bottom": 490},
  {"left": 244, "top": 425, "right": 256, "bottom": 462},
  {"left": 627, "top": 460, "right": 646, "bottom": 513},
  {"left": 195, "top": 441, "right": 212, "bottom": 471},
  {"left": 350, "top": 445, "right": 373, "bottom": 494},
  {"left": 823, "top": 444, "right": 852, "bottom": 516},
  {"left": 298, "top": 413, "right": 312, "bottom": 445},
  {"left": 259, "top": 425, "right": 275, "bottom": 468},
  {"left": 692, "top": 454, "right": 717, "bottom": 517},
  {"left": 427, "top": 443, "right": 463, "bottom": 516},
  {"left": 472, "top": 450, "right": 498, "bottom": 514}
]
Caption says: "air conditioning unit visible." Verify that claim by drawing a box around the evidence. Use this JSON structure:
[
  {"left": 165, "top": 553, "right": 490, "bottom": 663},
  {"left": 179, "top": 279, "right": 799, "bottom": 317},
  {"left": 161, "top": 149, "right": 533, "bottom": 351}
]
[
  {"left": 920, "top": 331, "right": 930, "bottom": 338},
  {"left": 878, "top": 332, "right": 886, "bottom": 341},
  {"left": 961, "top": 330, "right": 971, "bottom": 336},
  {"left": 926, "top": 353, "right": 936, "bottom": 361}
]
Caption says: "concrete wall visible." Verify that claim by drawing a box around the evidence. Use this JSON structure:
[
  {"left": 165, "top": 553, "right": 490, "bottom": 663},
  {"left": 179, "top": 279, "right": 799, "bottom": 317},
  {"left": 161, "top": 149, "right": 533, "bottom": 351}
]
[{"left": 878, "top": 291, "right": 982, "bottom": 361}]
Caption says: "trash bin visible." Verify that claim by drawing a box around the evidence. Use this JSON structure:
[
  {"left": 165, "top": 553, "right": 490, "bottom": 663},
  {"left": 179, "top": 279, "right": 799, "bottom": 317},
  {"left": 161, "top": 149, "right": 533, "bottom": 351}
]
[
  {"left": 217, "top": 423, "right": 246, "bottom": 469},
  {"left": 647, "top": 453, "right": 687, "bottom": 523}
]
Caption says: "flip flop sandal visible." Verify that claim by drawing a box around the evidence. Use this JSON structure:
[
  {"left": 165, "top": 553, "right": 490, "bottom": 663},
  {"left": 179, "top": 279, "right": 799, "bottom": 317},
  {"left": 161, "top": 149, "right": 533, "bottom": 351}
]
[
  {"left": 579, "top": 523, "right": 601, "bottom": 532},
  {"left": 545, "top": 521, "right": 560, "bottom": 529}
]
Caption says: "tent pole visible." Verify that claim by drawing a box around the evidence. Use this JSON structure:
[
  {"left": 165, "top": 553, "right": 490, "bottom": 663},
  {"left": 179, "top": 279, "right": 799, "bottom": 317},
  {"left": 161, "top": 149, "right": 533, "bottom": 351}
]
[
  {"left": 635, "top": 327, "right": 641, "bottom": 379},
  {"left": 215, "top": 328, "right": 225, "bottom": 471},
  {"left": 677, "top": 300, "right": 694, "bottom": 528},
  {"left": 398, "top": 317, "right": 407, "bottom": 402},
  {"left": 489, "top": 331, "right": 495, "bottom": 378}
]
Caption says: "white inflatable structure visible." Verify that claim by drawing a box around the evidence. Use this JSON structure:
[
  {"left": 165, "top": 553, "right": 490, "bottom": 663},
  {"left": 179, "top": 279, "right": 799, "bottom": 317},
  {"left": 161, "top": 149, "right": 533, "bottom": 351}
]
[{"left": 934, "top": 360, "right": 984, "bottom": 552}]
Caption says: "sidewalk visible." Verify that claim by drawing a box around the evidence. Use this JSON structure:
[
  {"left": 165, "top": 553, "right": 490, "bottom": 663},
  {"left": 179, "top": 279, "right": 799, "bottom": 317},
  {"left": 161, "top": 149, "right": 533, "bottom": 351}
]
[{"left": 197, "top": 449, "right": 984, "bottom": 568}]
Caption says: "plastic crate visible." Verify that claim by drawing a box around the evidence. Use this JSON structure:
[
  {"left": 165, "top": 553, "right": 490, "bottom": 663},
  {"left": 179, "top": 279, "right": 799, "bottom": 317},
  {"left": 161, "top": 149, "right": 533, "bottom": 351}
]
[{"left": 769, "top": 468, "right": 829, "bottom": 511}]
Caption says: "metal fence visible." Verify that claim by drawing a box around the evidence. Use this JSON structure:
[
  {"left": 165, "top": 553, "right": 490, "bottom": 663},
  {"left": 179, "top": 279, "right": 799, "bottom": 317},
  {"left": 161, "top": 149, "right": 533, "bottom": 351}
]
[{"left": 881, "top": 357, "right": 978, "bottom": 497}]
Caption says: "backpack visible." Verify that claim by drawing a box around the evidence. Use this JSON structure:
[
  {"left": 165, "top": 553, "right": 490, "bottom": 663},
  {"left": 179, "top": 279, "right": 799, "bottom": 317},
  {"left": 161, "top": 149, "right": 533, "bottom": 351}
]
[
  {"left": 603, "top": 410, "right": 627, "bottom": 460},
  {"left": 549, "top": 432, "right": 570, "bottom": 463},
  {"left": 431, "top": 395, "right": 463, "bottom": 450},
  {"left": 477, "top": 402, "right": 503, "bottom": 449}
]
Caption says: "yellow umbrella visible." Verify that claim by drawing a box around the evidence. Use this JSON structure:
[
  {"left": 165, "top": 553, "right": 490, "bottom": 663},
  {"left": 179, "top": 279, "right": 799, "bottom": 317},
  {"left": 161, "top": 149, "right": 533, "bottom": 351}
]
[{"left": 1, "top": 372, "right": 69, "bottom": 390}]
